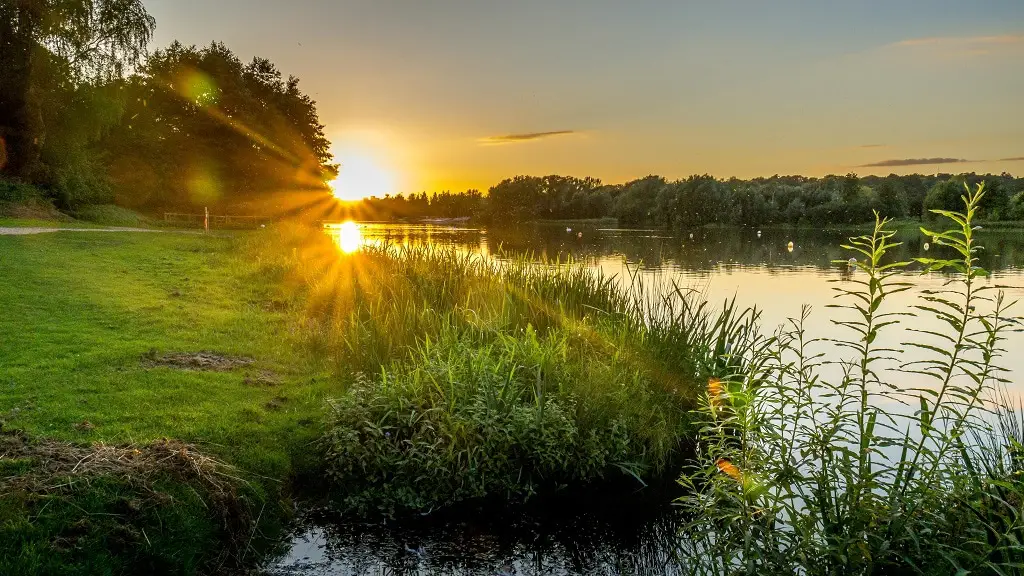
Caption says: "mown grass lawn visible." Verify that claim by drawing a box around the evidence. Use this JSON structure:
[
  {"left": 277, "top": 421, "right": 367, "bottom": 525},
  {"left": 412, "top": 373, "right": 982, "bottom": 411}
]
[{"left": 0, "top": 230, "right": 333, "bottom": 481}]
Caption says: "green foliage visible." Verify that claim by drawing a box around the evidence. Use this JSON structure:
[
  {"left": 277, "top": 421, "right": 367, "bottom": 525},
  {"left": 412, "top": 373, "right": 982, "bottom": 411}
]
[
  {"left": 322, "top": 333, "right": 676, "bottom": 514},
  {"left": 0, "top": 0, "right": 154, "bottom": 191},
  {"left": 676, "top": 182, "right": 1023, "bottom": 574},
  {"left": 0, "top": 178, "right": 43, "bottom": 203},
  {"left": 241, "top": 224, "right": 761, "bottom": 514},
  {"left": 72, "top": 203, "right": 149, "bottom": 226},
  {"left": 340, "top": 172, "right": 1023, "bottom": 228},
  {"left": 100, "top": 41, "right": 337, "bottom": 213}
]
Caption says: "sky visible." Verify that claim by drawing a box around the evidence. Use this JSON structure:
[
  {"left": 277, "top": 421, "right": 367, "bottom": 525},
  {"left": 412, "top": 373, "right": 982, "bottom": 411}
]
[{"left": 145, "top": 0, "right": 1024, "bottom": 195}]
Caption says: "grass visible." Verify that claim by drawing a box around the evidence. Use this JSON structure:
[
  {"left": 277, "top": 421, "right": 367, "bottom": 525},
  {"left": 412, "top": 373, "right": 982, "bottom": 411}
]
[
  {"left": 0, "top": 223, "right": 744, "bottom": 569},
  {"left": 71, "top": 204, "right": 154, "bottom": 227},
  {"left": 0, "top": 218, "right": 106, "bottom": 228},
  {"left": 0, "top": 230, "right": 335, "bottom": 573},
  {"left": 239, "top": 225, "right": 756, "bottom": 514}
]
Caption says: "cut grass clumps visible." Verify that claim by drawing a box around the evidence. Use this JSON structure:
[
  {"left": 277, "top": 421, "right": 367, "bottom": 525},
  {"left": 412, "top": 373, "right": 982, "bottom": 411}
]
[{"left": 0, "top": 430, "right": 256, "bottom": 575}]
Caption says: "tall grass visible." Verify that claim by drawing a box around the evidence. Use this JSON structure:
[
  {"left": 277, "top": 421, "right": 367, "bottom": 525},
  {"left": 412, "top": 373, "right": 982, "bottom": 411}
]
[
  {"left": 677, "top": 183, "right": 1024, "bottom": 575},
  {"left": 240, "top": 225, "right": 760, "bottom": 514}
]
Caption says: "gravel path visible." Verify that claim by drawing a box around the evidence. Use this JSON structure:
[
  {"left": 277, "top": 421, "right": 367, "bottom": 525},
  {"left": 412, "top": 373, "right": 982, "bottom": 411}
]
[{"left": 0, "top": 226, "right": 166, "bottom": 235}]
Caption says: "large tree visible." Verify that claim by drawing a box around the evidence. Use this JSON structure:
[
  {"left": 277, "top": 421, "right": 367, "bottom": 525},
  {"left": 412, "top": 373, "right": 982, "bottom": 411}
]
[
  {"left": 100, "top": 42, "right": 338, "bottom": 213},
  {"left": 0, "top": 0, "right": 154, "bottom": 179}
]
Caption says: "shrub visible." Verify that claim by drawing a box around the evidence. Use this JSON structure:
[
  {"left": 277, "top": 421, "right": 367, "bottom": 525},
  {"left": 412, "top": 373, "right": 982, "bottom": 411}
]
[
  {"left": 0, "top": 179, "right": 43, "bottom": 203},
  {"left": 73, "top": 204, "right": 150, "bottom": 227}
]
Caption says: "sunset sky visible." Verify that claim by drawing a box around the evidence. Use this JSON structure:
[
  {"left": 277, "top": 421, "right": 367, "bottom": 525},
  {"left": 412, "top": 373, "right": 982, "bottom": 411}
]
[{"left": 146, "top": 0, "right": 1024, "bottom": 195}]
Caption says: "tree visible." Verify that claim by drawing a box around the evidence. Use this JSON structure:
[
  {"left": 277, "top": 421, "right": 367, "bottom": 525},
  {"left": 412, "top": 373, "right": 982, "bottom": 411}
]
[
  {"left": 99, "top": 42, "right": 338, "bottom": 213},
  {"left": 876, "top": 179, "right": 908, "bottom": 219},
  {"left": 923, "top": 177, "right": 967, "bottom": 216},
  {"left": 0, "top": 0, "right": 154, "bottom": 180}
]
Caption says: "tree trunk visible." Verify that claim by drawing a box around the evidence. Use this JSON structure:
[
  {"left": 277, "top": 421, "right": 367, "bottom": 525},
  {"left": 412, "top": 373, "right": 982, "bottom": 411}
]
[{"left": 0, "top": 1, "right": 41, "bottom": 179}]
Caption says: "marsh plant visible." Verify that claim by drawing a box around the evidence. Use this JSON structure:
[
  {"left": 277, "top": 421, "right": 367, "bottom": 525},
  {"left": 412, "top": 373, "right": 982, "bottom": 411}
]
[
  {"left": 244, "top": 224, "right": 766, "bottom": 514},
  {"left": 678, "top": 183, "right": 1024, "bottom": 574}
]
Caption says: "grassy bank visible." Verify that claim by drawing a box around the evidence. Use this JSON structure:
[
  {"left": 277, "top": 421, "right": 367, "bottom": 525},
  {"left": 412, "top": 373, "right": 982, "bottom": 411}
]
[
  {"left": 0, "top": 223, "right": 737, "bottom": 570},
  {"left": 246, "top": 225, "right": 753, "bottom": 514},
  {"left": 0, "top": 230, "right": 334, "bottom": 573}
]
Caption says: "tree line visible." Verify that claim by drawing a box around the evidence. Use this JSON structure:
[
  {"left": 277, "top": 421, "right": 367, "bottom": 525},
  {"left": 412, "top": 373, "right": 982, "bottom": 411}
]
[
  {"left": 3, "top": 2, "right": 1022, "bottom": 228},
  {"left": 341, "top": 172, "right": 1024, "bottom": 227},
  {"left": 1, "top": 0, "right": 336, "bottom": 214}
]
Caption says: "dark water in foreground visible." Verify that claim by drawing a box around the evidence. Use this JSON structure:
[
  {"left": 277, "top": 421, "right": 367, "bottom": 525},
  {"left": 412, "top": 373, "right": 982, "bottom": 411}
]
[
  {"left": 266, "top": 483, "right": 686, "bottom": 576},
  {"left": 265, "top": 222, "right": 1024, "bottom": 575}
]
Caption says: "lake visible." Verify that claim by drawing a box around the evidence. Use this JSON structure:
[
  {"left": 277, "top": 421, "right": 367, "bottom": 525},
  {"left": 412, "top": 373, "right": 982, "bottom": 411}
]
[{"left": 265, "top": 221, "right": 1024, "bottom": 576}]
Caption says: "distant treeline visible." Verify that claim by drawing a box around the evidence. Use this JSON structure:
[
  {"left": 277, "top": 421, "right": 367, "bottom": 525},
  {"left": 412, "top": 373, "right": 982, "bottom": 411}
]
[
  {"left": 1, "top": 1, "right": 336, "bottom": 214},
  {"left": 339, "top": 172, "right": 1024, "bottom": 227}
]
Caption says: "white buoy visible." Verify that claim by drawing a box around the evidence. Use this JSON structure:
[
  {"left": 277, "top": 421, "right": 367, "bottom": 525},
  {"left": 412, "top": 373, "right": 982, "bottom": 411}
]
[
  {"left": 924, "top": 242, "right": 930, "bottom": 251},
  {"left": 757, "top": 230, "right": 762, "bottom": 238},
  {"left": 787, "top": 241, "right": 794, "bottom": 253},
  {"left": 566, "top": 227, "right": 572, "bottom": 233}
]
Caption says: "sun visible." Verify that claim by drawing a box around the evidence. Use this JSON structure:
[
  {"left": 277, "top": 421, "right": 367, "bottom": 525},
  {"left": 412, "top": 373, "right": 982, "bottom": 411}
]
[
  {"left": 335, "top": 221, "right": 363, "bottom": 253},
  {"left": 330, "top": 152, "right": 396, "bottom": 201}
]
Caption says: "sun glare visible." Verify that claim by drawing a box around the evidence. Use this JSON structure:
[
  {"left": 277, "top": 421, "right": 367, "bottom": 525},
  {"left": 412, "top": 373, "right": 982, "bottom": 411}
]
[
  {"left": 336, "top": 221, "right": 363, "bottom": 253},
  {"left": 330, "top": 152, "right": 396, "bottom": 201}
]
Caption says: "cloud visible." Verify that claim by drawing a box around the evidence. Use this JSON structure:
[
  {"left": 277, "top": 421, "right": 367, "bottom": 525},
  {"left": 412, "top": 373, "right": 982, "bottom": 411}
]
[
  {"left": 893, "top": 34, "right": 1024, "bottom": 48},
  {"left": 1000, "top": 156, "right": 1024, "bottom": 162},
  {"left": 479, "top": 130, "right": 575, "bottom": 145},
  {"left": 859, "top": 144, "right": 886, "bottom": 148},
  {"left": 858, "top": 157, "right": 970, "bottom": 168}
]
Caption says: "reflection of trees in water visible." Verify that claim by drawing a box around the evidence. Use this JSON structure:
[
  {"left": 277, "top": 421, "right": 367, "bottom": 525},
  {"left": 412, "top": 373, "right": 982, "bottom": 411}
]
[
  {"left": 280, "top": 486, "right": 687, "bottom": 576},
  {"left": 361, "top": 224, "right": 1024, "bottom": 273}
]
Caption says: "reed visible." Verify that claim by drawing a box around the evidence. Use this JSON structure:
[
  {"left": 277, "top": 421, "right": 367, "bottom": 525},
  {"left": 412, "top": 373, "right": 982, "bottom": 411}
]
[
  {"left": 677, "top": 183, "right": 1024, "bottom": 575},
  {"left": 241, "top": 224, "right": 760, "bottom": 514}
]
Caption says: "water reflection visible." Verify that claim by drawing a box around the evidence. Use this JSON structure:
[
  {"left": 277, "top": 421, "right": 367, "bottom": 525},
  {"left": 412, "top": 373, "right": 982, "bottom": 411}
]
[
  {"left": 327, "top": 222, "right": 1024, "bottom": 273},
  {"left": 328, "top": 221, "right": 363, "bottom": 254},
  {"left": 265, "top": 485, "right": 687, "bottom": 576}
]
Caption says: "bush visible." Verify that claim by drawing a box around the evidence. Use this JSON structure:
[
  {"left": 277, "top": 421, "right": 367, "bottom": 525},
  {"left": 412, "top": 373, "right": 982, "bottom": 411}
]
[
  {"left": 73, "top": 204, "right": 150, "bottom": 227},
  {"left": 0, "top": 179, "right": 43, "bottom": 203}
]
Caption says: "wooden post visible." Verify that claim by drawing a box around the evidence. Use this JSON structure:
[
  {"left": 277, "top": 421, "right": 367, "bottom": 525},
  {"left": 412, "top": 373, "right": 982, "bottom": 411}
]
[{"left": 204, "top": 207, "right": 209, "bottom": 233}]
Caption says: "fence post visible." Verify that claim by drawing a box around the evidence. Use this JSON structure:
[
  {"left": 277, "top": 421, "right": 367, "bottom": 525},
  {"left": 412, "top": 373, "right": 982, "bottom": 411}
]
[{"left": 204, "top": 207, "right": 209, "bottom": 233}]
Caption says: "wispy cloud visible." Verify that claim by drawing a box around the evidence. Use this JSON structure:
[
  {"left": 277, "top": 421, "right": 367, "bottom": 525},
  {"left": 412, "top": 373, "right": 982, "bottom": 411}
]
[
  {"left": 858, "top": 157, "right": 971, "bottom": 168},
  {"left": 889, "top": 34, "right": 1024, "bottom": 57},
  {"left": 893, "top": 34, "right": 1024, "bottom": 48},
  {"left": 479, "top": 130, "right": 575, "bottom": 145},
  {"left": 1000, "top": 156, "right": 1024, "bottom": 162},
  {"left": 859, "top": 144, "right": 886, "bottom": 149}
]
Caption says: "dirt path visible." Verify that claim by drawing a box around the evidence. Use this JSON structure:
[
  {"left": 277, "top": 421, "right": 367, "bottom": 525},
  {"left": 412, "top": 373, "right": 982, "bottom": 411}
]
[{"left": 0, "top": 226, "right": 166, "bottom": 235}]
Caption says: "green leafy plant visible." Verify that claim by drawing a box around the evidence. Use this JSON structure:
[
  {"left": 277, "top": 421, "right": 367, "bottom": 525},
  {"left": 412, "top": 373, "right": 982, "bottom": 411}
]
[{"left": 677, "top": 183, "right": 1022, "bottom": 575}]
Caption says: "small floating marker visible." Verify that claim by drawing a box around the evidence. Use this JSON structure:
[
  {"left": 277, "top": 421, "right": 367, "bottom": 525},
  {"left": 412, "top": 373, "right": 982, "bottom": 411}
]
[
  {"left": 577, "top": 231, "right": 583, "bottom": 239},
  {"left": 923, "top": 242, "right": 930, "bottom": 251},
  {"left": 689, "top": 232, "right": 694, "bottom": 240},
  {"left": 566, "top": 227, "right": 572, "bottom": 233},
  {"left": 757, "top": 230, "right": 762, "bottom": 238},
  {"left": 787, "top": 241, "right": 794, "bottom": 252},
  {"left": 848, "top": 257, "right": 857, "bottom": 267}
]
